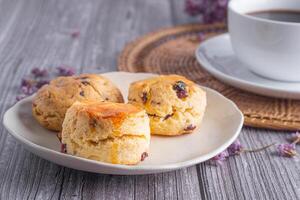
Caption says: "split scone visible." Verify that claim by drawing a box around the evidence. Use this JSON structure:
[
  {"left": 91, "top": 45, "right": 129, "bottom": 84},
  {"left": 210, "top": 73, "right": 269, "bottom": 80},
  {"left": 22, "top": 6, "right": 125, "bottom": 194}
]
[
  {"left": 32, "top": 74, "right": 124, "bottom": 131},
  {"left": 128, "top": 75, "right": 206, "bottom": 136},
  {"left": 61, "top": 101, "right": 150, "bottom": 165}
]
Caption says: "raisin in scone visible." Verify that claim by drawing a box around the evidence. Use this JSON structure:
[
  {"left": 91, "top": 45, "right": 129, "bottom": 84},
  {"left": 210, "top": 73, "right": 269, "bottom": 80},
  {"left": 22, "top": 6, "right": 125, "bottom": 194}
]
[
  {"left": 128, "top": 75, "right": 206, "bottom": 136},
  {"left": 61, "top": 101, "right": 150, "bottom": 165},
  {"left": 32, "top": 74, "right": 124, "bottom": 131}
]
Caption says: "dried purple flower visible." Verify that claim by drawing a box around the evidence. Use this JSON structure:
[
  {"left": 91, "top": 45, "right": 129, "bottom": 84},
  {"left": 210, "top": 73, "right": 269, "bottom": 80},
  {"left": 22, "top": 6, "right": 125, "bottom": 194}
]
[
  {"left": 16, "top": 79, "right": 36, "bottom": 101},
  {"left": 16, "top": 94, "right": 27, "bottom": 101},
  {"left": 277, "top": 143, "right": 297, "bottom": 157},
  {"left": 21, "top": 79, "right": 35, "bottom": 88},
  {"left": 185, "top": 0, "right": 203, "bottom": 16},
  {"left": 210, "top": 151, "right": 229, "bottom": 165},
  {"left": 31, "top": 68, "right": 48, "bottom": 78},
  {"left": 18, "top": 77, "right": 47, "bottom": 100},
  {"left": 185, "top": 0, "right": 229, "bottom": 23},
  {"left": 56, "top": 65, "right": 75, "bottom": 76},
  {"left": 227, "top": 140, "right": 243, "bottom": 155},
  {"left": 71, "top": 30, "right": 80, "bottom": 38},
  {"left": 21, "top": 85, "right": 37, "bottom": 95}
]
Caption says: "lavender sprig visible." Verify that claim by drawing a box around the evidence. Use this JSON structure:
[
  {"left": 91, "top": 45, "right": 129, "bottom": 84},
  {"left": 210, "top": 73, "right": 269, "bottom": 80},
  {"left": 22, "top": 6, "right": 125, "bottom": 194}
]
[
  {"left": 226, "top": 140, "right": 275, "bottom": 157},
  {"left": 209, "top": 132, "right": 300, "bottom": 166},
  {"left": 209, "top": 140, "right": 275, "bottom": 166}
]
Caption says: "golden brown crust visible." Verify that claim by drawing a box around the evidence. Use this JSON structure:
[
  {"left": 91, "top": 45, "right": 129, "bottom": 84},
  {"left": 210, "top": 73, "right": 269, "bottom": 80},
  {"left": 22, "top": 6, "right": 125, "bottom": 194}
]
[
  {"left": 32, "top": 74, "right": 124, "bottom": 131},
  {"left": 80, "top": 100, "right": 143, "bottom": 119},
  {"left": 62, "top": 101, "right": 150, "bottom": 165}
]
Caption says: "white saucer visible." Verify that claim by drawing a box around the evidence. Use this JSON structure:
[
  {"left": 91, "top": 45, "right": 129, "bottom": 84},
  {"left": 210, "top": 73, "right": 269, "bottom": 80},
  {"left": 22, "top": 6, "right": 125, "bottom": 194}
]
[
  {"left": 196, "top": 33, "right": 300, "bottom": 99},
  {"left": 3, "top": 72, "right": 243, "bottom": 175}
]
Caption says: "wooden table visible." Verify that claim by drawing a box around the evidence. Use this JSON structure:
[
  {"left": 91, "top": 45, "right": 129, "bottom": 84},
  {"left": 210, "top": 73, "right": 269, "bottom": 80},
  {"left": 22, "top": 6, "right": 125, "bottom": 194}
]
[{"left": 0, "top": 0, "right": 299, "bottom": 199}]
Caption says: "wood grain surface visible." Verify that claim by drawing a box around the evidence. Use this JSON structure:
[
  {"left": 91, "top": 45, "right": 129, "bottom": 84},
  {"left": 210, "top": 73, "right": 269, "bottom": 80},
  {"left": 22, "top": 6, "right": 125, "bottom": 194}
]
[{"left": 0, "top": 0, "right": 299, "bottom": 199}]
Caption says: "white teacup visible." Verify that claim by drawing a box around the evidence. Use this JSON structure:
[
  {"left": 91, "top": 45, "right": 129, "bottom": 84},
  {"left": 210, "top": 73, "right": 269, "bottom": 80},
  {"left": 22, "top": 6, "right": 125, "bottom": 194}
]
[{"left": 228, "top": 0, "right": 300, "bottom": 82}]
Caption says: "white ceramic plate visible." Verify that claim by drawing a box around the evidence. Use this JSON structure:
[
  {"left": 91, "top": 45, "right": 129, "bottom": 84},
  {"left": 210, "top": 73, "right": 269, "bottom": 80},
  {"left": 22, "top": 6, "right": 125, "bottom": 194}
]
[
  {"left": 196, "top": 33, "right": 300, "bottom": 99},
  {"left": 3, "top": 72, "right": 243, "bottom": 175}
]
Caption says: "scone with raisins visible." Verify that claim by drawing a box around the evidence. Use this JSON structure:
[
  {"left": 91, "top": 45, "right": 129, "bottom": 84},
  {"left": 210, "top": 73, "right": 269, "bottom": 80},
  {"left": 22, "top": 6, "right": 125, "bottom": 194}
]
[
  {"left": 32, "top": 74, "right": 124, "bottom": 131},
  {"left": 61, "top": 101, "right": 150, "bottom": 165},
  {"left": 128, "top": 75, "right": 206, "bottom": 136}
]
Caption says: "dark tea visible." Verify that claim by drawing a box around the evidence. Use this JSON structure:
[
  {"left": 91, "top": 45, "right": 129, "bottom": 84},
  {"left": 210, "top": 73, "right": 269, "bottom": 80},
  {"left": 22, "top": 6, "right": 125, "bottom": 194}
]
[{"left": 247, "top": 10, "right": 300, "bottom": 23}]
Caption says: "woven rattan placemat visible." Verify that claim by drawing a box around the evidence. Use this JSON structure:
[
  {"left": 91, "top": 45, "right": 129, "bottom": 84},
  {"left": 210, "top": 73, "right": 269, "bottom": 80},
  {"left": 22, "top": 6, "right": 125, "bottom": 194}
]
[{"left": 118, "top": 23, "right": 300, "bottom": 131}]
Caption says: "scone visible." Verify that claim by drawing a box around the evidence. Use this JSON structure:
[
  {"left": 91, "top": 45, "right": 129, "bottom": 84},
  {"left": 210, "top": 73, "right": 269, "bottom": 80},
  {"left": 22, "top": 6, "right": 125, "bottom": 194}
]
[
  {"left": 128, "top": 75, "right": 206, "bottom": 136},
  {"left": 32, "top": 74, "right": 124, "bottom": 131},
  {"left": 61, "top": 101, "right": 150, "bottom": 165}
]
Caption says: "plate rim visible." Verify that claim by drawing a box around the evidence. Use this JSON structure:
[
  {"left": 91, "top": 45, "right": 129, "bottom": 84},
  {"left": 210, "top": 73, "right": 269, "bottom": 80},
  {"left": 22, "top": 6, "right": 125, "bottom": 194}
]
[
  {"left": 3, "top": 71, "right": 244, "bottom": 174},
  {"left": 195, "top": 33, "right": 300, "bottom": 98}
]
